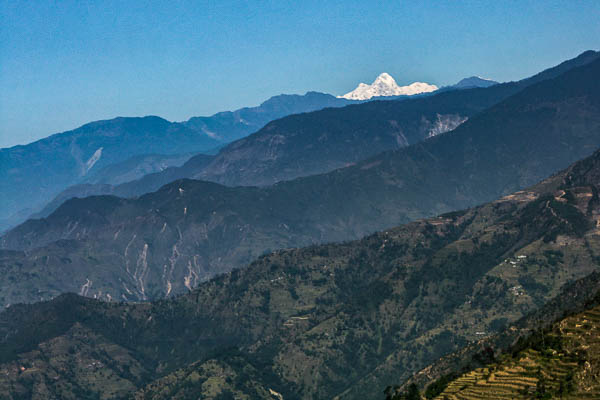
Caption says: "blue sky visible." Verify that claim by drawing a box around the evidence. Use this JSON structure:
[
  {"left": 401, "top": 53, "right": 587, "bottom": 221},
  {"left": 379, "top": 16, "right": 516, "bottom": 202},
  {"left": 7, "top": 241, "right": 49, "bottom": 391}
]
[{"left": 1, "top": 0, "right": 599, "bottom": 148}]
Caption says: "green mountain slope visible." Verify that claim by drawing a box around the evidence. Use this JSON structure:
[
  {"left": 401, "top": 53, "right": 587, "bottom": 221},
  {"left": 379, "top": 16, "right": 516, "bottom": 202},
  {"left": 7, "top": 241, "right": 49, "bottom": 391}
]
[
  {"left": 3, "top": 146, "right": 600, "bottom": 399},
  {"left": 388, "top": 300, "right": 600, "bottom": 400},
  {"left": 2, "top": 53, "right": 600, "bottom": 307},
  {"left": 439, "top": 303, "right": 600, "bottom": 400}
]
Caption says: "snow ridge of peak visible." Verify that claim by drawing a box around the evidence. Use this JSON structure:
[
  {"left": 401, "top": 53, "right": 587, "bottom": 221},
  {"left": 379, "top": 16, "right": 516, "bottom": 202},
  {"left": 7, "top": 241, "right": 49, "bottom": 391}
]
[
  {"left": 373, "top": 72, "right": 396, "bottom": 84},
  {"left": 338, "top": 72, "right": 438, "bottom": 100}
]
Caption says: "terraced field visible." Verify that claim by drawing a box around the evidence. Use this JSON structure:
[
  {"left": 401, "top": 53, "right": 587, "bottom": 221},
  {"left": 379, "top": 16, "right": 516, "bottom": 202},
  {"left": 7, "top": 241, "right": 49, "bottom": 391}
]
[{"left": 435, "top": 306, "right": 600, "bottom": 399}]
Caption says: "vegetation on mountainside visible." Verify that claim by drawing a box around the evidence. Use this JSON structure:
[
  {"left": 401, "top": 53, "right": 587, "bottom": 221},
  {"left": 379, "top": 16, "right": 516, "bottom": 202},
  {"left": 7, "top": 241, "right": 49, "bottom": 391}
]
[
  {"left": 2, "top": 147, "right": 600, "bottom": 399},
  {"left": 133, "top": 348, "right": 291, "bottom": 400},
  {"left": 400, "top": 304, "right": 600, "bottom": 400}
]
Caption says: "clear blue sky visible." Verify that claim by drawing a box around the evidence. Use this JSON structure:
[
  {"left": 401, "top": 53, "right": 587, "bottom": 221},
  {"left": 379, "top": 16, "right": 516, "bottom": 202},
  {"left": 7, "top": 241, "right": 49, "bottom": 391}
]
[{"left": 1, "top": 0, "right": 599, "bottom": 148}]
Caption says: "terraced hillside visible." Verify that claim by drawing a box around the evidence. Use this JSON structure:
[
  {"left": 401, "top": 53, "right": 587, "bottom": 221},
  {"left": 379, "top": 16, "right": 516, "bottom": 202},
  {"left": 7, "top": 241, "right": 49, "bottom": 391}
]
[{"left": 431, "top": 305, "right": 600, "bottom": 399}]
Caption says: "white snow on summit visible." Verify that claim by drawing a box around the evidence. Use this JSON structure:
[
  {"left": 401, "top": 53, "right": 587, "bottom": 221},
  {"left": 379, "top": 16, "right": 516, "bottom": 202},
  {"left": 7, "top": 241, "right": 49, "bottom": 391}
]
[{"left": 338, "top": 72, "right": 438, "bottom": 100}]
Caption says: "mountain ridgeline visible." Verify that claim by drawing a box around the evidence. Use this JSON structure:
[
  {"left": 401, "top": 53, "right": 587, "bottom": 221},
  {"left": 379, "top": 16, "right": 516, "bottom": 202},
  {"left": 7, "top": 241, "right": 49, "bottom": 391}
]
[
  {"left": 184, "top": 91, "right": 354, "bottom": 142},
  {"left": 27, "top": 51, "right": 600, "bottom": 225},
  {"left": 0, "top": 91, "right": 357, "bottom": 232},
  {"left": 452, "top": 76, "right": 498, "bottom": 89},
  {"left": 1, "top": 52, "right": 600, "bottom": 307},
  {"left": 3, "top": 140, "right": 600, "bottom": 399},
  {"left": 35, "top": 78, "right": 497, "bottom": 220},
  {"left": 80, "top": 152, "right": 200, "bottom": 186},
  {"left": 28, "top": 153, "right": 217, "bottom": 222},
  {"left": 0, "top": 116, "right": 219, "bottom": 232}
]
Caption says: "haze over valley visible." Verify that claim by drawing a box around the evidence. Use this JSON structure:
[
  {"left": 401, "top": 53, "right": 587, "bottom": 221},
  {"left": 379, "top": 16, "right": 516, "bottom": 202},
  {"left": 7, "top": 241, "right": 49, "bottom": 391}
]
[{"left": 1, "top": 2, "right": 600, "bottom": 399}]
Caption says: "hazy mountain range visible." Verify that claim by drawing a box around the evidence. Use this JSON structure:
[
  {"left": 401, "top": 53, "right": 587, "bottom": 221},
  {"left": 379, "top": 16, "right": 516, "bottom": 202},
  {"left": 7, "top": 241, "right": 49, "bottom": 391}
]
[
  {"left": 1, "top": 51, "right": 599, "bottom": 308},
  {"left": 453, "top": 75, "right": 498, "bottom": 89},
  {"left": 0, "top": 92, "right": 355, "bottom": 232},
  {"left": 34, "top": 74, "right": 504, "bottom": 220},
  {"left": 0, "top": 50, "right": 599, "bottom": 399},
  {"left": 25, "top": 52, "right": 596, "bottom": 226},
  {"left": 0, "top": 70, "right": 506, "bottom": 233},
  {"left": 2, "top": 115, "right": 600, "bottom": 399}
]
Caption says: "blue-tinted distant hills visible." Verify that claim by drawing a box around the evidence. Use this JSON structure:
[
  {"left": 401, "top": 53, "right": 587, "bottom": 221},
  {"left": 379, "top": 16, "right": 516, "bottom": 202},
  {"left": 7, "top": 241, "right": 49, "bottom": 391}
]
[
  {"left": 4, "top": 50, "right": 598, "bottom": 232},
  {"left": 184, "top": 91, "right": 354, "bottom": 142},
  {"left": 0, "top": 116, "right": 214, "bottom": 232},
  {"left": 22, "top": 50, "right": 600, "bottom": 227},
  {"left": 452, "top": 76, "right": 499, "bottom": 89},
  {"left": 2, "top": 50, "right": 599, "bottom": 307},
  {"left": 0, "top": 92, "right": 355, "bottom": 231},
  {"left": 31, "top": 79, "right": 511, "bottom": 222},
  {"left": 0, "top": 79, "right": 499, "bottom": 232}
]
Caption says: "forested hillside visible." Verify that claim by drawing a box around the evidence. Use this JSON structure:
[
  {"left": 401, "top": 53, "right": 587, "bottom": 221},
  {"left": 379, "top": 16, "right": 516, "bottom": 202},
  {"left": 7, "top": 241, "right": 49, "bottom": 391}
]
[{"left": 3, "top": 145, "right": 600, "bottom": 399}]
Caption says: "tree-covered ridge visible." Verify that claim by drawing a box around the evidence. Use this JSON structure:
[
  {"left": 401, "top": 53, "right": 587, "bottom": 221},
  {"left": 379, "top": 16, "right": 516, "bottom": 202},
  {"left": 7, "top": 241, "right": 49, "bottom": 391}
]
[{"left": 2, "top": 146, "right": 600, "bottom": 399}]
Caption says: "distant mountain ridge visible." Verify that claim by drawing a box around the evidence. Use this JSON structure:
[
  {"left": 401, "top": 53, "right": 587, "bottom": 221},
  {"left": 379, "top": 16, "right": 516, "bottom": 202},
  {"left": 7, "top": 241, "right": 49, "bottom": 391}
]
[
  {"left": 29, "top": 153, "right": 216, "bottom": 221},
  {"left": 1, "top": 57, "right": 547, "bottom": 233},
  {"left": 37, "top": 50, "right": 599, "bottom": 210},
  {"left": 184, "top": 91, "right": 354, "bottom": 142},
  {"left": 452, "top": 75, "right": 499, "bottom": 88},
  {"left": 81, "top": 152, "right": 196, "bottom": 185},
  {"left": 31, "top": 72, "right": 514, "bottom": 220},
  {"left": 0, "top": 91, "right": 358, "bottom": 232},
  {"left": 0, "top": 116, "right": 218, "bottom": 230}
]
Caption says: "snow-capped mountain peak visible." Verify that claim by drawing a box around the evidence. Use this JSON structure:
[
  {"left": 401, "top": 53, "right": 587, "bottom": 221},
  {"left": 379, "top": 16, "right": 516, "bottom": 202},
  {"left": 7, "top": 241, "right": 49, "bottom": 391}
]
[
  {"left": 373, "top": 72, "right": 396, "bottom": 85},
  {"left": 338, "top": 72, "right": 438, "bottom": 100}
]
